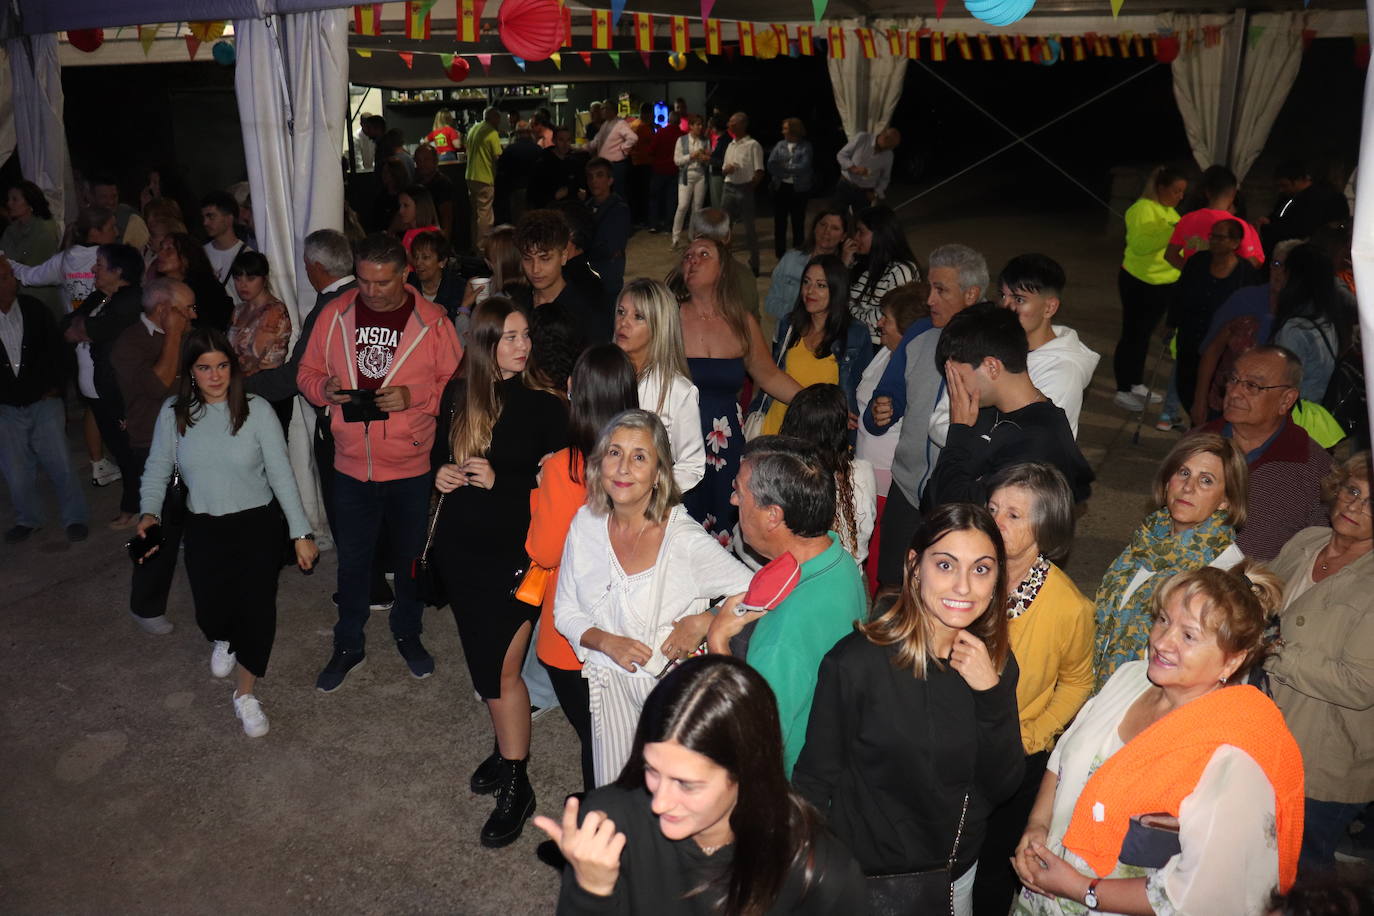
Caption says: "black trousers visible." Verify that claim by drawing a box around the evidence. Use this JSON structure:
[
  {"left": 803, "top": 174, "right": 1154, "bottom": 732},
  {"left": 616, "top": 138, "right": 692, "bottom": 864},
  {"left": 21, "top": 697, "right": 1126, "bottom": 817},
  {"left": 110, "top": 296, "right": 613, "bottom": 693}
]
[
  {"left": 87, "top": 394, "right": 138, "bottom": 514},
  {"left": 773, "top": 184, "right": 808, "bottom": 257},
  {"left": 183, "top": 503, "right": 284, "bottom": 678},
  {"left": 1113, "top": 268, "right": 1175, "bottom": 392},
  {"left": 876, "top": 484, "right": 923, "bottom": 588},
  {"left": 971, "top": 750, "right": 1050, "bottom": 916},
  {"left": 542, "top": 661, "right": 594, "bottom": 793},
  {"left": 128, "top": 445, "right": 186, "bottom": 620}
]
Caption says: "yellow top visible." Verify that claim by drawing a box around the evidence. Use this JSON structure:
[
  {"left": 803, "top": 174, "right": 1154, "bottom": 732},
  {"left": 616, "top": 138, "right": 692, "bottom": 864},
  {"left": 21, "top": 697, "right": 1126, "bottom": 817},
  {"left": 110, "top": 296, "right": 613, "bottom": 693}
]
[
  {"left": 1010, "top": 563, "right": 1096, "bottom": 754},
  {"left": 762, "top": 337, "right": 838, "bottom": 436},
  {"left": 1121, "top": 197, "right": 1181, "bottom": 285}
]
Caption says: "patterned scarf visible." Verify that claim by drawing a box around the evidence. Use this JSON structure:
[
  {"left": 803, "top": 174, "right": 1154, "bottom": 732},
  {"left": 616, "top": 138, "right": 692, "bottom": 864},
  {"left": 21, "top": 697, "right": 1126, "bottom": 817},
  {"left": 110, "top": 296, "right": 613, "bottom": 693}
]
[{"left": 1091, "top": 508, "right": 1235, "bottom": 689}]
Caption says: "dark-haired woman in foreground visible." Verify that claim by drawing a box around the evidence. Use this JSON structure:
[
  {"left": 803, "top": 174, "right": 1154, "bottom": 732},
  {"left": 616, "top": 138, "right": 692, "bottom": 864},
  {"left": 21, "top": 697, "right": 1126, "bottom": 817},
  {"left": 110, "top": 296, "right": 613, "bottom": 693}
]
[
  {"left": 533, "top": 655, "right": 867, "bottom": 914},
  {"left": 794, "top": 502, "right": 1024, "bottom": 916},
  {"left": 135, "top": 328, "right": 317, "bottom": 738}
]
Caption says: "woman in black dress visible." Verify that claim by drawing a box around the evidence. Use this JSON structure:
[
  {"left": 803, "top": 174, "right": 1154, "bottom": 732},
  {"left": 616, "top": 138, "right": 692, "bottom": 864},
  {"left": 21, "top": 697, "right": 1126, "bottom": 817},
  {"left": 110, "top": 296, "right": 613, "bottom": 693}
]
[{"left": 432, "top": 296, "right": 568, "bottom": 848}]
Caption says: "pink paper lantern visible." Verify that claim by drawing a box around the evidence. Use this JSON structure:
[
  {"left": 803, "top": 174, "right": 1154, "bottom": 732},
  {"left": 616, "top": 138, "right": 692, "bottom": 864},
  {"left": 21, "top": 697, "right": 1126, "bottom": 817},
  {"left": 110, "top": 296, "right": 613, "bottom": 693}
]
[{"left": 497, "top": 0, "right": 563, "bottom": 62}]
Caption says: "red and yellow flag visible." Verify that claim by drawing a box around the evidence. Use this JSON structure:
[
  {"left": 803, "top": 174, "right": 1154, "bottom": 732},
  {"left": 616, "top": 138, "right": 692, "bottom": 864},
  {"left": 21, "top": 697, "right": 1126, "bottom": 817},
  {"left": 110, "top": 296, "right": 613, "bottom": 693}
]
[
  {"left": 977, "top": 33, "right": 993, "bottom": 60},
  {"left": 955, "top": 32, "right": 971, "bottom": 59},
  {"left": 1134, "top": 34, "right": 1145, "bottom": 55},
  {"left": 703, "top": 18, "right": 721, "bottom": 54},
  {"left": 773, "top": 23, "right": 789, "bottom": 49},
  {"left": 405, "top": 1, "right": 433, "bottom": 39},
  {"left": 457, "top": 0, "right": 482, "bottom": 42},
  {"left": 906, "top": 29, "right": 921, "bottom": 58},
  {"left": 855, "top": 27, "right": 876, "bottom": 58},
  {"left": 635, "top": 13, "right": 654, "bottom": 51},
  {"left": 999, "top": 34, "right": 1015, "bottom": 58},
  {"left": 592, "top": 9, "right": 611, "bottom": 49},
  {"left": 887, "top": 27, "right": 902, "bottom": 56},
  {"left": 1071, "top": 35, "right": 1086, "bottom": 60},
  {"left": 737, "top": 21, "right": 755, "bottom": 56},
  {"left": 1118, "top": 34, "right": 1131, "bottom": 56},
  {"left": 797, "top": 25, "right": 814, "bottom": 55},
  {"left": 930, "top": 31, "right": 945, "bottom": 60},
  {"left": 353, "top": 4, "right": 382, "bottom": 36},
  {"left": 827, "top": 25, "right": 846, "bottom": 58},
  {"left": 671, "top": 16, "right": 690, "bottom": 54},
  {"left": 1016, "top": 35, "right": 1032, "bottom": 61}
]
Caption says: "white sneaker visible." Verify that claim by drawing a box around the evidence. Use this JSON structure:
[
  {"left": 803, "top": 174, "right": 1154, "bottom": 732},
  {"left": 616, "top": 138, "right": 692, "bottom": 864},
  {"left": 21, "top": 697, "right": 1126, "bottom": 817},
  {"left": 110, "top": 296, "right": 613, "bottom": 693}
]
[
  {"left": 91, "top": 458, "right": 122, "bottom": 487},
  {"left": 1130, "top": 384, "right": 1164, "bottom": 404},
  {"left": 210, "top": 641, "right": 236, "bottom": 678},
  {"left": 1113, "top": 389, "right": 1146, "bottom": 411},
  {"left": 131, "top": 613, "right": 174, "bottom": 635},
  {"left": 234, "top": 693, "right": 269, "bottom": 738}
]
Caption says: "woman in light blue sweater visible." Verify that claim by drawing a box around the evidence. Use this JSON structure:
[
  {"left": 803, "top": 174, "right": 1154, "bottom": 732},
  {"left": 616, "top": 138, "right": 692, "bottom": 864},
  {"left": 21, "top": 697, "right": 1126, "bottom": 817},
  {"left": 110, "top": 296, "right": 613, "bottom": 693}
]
[{"left": 135, "top": 328, "right": 317, "bottom": 738}]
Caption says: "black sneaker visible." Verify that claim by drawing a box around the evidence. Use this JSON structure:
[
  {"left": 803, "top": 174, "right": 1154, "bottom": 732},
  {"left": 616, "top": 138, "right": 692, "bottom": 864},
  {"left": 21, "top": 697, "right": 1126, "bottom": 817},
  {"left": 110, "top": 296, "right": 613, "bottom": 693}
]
[
  {"left": 66, "top": 523, "right": 89, "bottom": 542},
  {"left": 331, "top": 592, "right": 395, "bottom": 613},
  {"left": 315, "top": 647, "right": 366, "bottom": 692},
  {"left": 395, "top": 635, "right": 434, "bottom": 679},
  {"left": 4, "top": 525, "right": 37, "bottom": 544}
]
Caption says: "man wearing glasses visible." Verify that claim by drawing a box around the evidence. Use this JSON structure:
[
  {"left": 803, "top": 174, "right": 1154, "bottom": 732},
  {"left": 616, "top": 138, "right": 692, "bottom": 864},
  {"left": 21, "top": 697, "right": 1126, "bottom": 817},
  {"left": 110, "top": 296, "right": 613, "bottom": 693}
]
[{"left": 1200, "top": 345, "right": 1333, "bottom": 560}]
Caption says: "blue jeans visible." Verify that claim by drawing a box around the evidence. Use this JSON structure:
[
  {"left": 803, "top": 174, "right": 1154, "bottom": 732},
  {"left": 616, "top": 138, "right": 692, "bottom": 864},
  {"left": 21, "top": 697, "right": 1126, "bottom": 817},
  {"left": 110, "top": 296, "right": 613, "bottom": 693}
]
[
  {"left": 0, "top": 397, "right": 88, "bottom": 528},
  {"left": 1300, "top": 797, "right": 1366, "bottom": 876},
  {"left": 331, "top": 470, "right": 431, "bottom": 652}
]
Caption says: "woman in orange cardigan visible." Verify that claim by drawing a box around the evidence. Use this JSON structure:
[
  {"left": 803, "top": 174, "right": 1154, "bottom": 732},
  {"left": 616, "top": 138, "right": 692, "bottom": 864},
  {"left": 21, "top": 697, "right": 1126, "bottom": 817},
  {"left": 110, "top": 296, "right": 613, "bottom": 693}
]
[{"left": 526, "top": 344, "right": 639, "bottom": 791}]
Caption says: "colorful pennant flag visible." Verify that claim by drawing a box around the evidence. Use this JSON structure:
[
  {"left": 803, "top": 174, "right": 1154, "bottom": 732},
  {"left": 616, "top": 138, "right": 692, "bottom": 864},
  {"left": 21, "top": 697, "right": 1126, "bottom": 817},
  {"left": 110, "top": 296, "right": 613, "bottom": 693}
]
[
  {"left": 930, "top": 31, "right": 945, "bottom": 61},
  {"left": 405, "top": 1, "right": 434, "bottom": 40},
  {"left": 608, "top": 49, "right": 621, "bottom": 67},
  {"left": 934, "top": 0, "right": 948, "bottom": 18},
  {"left": 476, "top": 52, "right": 492, "bottom": 73},
  {"left": 610, "top": 0, "right": 626, "bottom": 27},
  {"left": 701, "top": 0, "right": 715, "bottom": 18},
  {"left": 513, "top": 55, "right": 526, "bottom": 71},
  {"left": 812, "top": 0, "right": 827, "bottom": 21},
  {"left": 355, "top": 48, "right": 372, "bottom": 58},
  {"left": 827, "top": 25, "right": 846, "bottom": 58},
  {"left": 189, "top": 20, "right": 227, "bottom": 42},
  {"left": 186, "top": 34, "right": 203, "bottom": 59},
  {"left": 695, "top": 48, "right": 709, "bottom": 62},
  {"left": 458, "top": 0, "right": 483, "bottom": 42},
  {"left": 704, "top": 18, "right": 722, "bottom": 54},
  {"left": 635, "top": 13, "right": 654, "bottom": 51},
  {"left": 592, "top": 9, "right": 612, "bottom": 49},
  {"left": 855, "top": 27, "right": 877, "bottom": 59},
  {"left": 578, "top": 50, "right": 593, "bottom": 65},
  {"left": 672, "top": 16, "right": 690, "bottom": 54},
  {"left": 797, "top": 25, "right": 814, "bottom": 55},
  {"left": 639, "top": 50, "right": 651, "bottom": 68},
  {"left": 353, "top": 5, "right": 382, "bottom": 36},
  {"left": 550, "top": 51, "right": 562, "bottom": 68},
  {"left": 399, "top": 50, "right": 415, "bottom": 68},
  {"left": 1110, "top": 0, "right": 1124, "bottom": 16},
  {"left": 737, "top": 22, "right": 756, "bottom": 56},
  {"left": 138, "top": 23, "right": 160, "bottom": 55},
  {"left": 906, "top": 30, "right": 921, "bottom": 59}
]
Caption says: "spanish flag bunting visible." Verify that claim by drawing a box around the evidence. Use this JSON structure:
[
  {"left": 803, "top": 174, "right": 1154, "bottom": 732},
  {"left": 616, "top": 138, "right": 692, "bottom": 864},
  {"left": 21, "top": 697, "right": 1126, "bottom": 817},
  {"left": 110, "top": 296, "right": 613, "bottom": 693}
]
[
  {"left": 999, "top": 34, "right": 1014, "bottom": 58},
  {"left": 405, "top": 1, "right": 434, "bottom": 40},
  {"left": 671, "top": 16, "right": 690, "bottom": 54},
  {"left": 1134, "top": 34, "right": 1145, "bottom": 55},
  {"left": 1072, "top": 35, "right": 1086, "bottom": 60},
  {"left": 704, "top": 18, "right": 722, "bottom": 54},
  {"left": 887, "top": 27, "right": 902, "bottom": 56},
  {"left": 138, "top": 23, "right": 160, "bottom": 54},
  {"left": 955, "top": 32, "right": 971, "bottom": 59},
  {"left": 797, "top": 26, "right": 814, "bottom": 55},
  {"left": 855, "top": 27, "right": 877, "bottom": 58},
  {"left": 1118, "top": 34, "right": 1131, "bottom": 55},
  {"left": 737, "top": 21, "right": 755, "bottom": 56},
  {"left": 635, "top": 13, "right": 654, "bottom": 52},
  {"left": 930, "top": 31, "right": 945, "bottom": 61},
  {"left": 1101, "top": 34, "right": 1115, "bottom": 55},
  {"left": 457, "top": 0, "right": 483, "bottom": 43},
  {"left": 774, "top": 24, "right": 789, "bottom": 47},
  {"left": 1039, "top": 36, "right": 1052, "bottom": 61},
  {"left": 353, "top": 5, "right": 382, "bottom": 36},
  {"left": 827, "top": 25, "right": 845, "bottom": 58},
  {"left": 977, "top": 33, "right": 993, "bottom": 60},
  {"left": 1016, "top": 35, "right": 1032, "bottom": 61},
  {"left": 562, "top": 4, "right": 572, "bottom": 46},
  {"left": 578, "top": 49, "right": 593, "bottom": 65},
  {"left": 906, "top": 30, "right": 920, "bottom": 59},
  {"left": 592, "top": 9, "right": 612, "bottom": 49}
]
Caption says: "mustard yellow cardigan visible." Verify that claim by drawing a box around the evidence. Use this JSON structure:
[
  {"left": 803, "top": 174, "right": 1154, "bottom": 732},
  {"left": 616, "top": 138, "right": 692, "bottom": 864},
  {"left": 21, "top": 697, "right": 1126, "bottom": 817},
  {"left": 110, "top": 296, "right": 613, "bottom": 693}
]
[{"left": 1011, "top": 563, "right": 1096, "bottom": 754}]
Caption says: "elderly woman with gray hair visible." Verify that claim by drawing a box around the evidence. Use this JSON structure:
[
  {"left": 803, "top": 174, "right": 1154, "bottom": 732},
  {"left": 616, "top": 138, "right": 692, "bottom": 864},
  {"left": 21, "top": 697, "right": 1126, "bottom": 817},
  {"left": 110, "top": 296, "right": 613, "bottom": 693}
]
[{"left": 553, "top": 408, "right": 752, "bottom": 786}]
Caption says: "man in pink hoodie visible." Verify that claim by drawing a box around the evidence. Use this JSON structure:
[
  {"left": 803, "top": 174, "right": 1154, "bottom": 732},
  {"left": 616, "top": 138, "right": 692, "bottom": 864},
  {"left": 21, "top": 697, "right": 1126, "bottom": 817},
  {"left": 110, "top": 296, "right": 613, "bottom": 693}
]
[{"left": 299, "top": 234, "right": 462, "bottom": 692}]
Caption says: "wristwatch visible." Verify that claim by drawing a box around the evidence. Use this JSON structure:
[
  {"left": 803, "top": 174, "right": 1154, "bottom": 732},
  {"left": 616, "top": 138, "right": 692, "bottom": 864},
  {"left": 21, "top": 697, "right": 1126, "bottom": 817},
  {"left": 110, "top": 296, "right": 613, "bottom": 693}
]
[
  {"left": 1084, "top": 878, "right": 1101, "bottom": 910},
  {"left": 295, "top": 533, "right": 315, "bottom": 542}
]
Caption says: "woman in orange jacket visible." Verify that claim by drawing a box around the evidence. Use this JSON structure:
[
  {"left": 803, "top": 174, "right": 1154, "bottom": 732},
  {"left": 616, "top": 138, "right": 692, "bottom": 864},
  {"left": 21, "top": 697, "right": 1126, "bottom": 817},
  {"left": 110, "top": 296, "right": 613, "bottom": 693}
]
[{"left": 525, "top": 344, "right": 640, "bottom": 791}]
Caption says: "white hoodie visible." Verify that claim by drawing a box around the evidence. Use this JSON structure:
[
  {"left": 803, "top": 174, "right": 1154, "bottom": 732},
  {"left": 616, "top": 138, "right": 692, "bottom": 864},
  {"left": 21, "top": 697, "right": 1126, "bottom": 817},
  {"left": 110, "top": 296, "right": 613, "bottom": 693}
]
[{"left": 928, "top": 324, "right": 1101, "bottom": 447}]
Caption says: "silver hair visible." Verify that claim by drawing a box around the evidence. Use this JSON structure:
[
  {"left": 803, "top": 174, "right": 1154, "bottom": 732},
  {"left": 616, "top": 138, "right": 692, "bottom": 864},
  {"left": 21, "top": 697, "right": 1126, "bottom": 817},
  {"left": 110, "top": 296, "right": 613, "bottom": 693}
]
[
  {"left": 303, "top": 229, "right": 354, "bottom": 279},
  {"left": 691, "top": 208, "right": 732, "bottom": 243},
  {"left": 929, "top": 243, "right": 990, "bottom": 295},
  {"left": 585, "top": 409, "right": 681, "bottom": 522}
]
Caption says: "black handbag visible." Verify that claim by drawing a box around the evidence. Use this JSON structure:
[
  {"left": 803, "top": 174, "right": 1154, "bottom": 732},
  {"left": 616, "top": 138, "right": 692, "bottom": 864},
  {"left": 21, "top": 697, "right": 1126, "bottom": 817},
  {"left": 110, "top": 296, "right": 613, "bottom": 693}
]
[
  {"left": 162, "top": 459, "right": 188, "bottom": 526},
  {"left": 865, "top": 792, "right": 970, "bottom": 916},
  {"left": 413, "top": 492, "right": 448, "bottom": 608}
]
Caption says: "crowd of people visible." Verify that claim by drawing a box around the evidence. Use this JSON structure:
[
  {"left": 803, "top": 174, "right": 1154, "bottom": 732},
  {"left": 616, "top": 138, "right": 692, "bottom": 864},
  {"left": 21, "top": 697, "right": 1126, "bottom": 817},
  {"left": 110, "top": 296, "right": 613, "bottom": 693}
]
[{"left": 1, "top": 108, "right": 1371, "bottom": 914}]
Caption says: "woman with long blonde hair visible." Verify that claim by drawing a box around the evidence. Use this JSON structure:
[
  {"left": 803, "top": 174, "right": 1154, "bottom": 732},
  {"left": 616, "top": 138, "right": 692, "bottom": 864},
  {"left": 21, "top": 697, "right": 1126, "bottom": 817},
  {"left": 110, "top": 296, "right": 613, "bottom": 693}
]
[
  {"left": 431, "top": 296, "right": 568, "bottom": 849},
  {"left": 613, "top": 277, "right": 704, "bottom": 494}
]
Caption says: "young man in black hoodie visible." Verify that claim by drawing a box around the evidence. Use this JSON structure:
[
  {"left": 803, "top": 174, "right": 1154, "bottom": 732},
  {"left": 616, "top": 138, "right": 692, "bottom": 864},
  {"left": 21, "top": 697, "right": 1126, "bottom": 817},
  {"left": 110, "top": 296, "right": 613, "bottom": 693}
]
[{"left": 922, "top": 302, "right": 1094, "bottom": 512}]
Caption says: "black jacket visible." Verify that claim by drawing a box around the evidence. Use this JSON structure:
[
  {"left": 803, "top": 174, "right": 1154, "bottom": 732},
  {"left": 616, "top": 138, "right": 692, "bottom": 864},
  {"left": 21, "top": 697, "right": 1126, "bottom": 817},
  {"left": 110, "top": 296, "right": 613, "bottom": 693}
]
[
  {"left": 793, "top": 632, "right": 1023, "bottom": 878},
  {"left": 922, "top": 400, "right": 1094, "bottom": 512},
  {"left": 69, "top": 284, "right": 144, "bottom": 405},
  {"left": 0, "top": 295, "right": 65, "bottom": 406}
]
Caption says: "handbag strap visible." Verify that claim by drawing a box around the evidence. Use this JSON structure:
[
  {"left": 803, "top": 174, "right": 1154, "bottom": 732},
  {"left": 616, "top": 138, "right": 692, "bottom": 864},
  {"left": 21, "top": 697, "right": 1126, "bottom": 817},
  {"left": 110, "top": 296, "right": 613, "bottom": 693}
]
[
  {"left": 421, "top": 392, "right": 460, "bottom": 560},
  {"left": 756, "top": 322, "right": 794, "bottom": 417}
]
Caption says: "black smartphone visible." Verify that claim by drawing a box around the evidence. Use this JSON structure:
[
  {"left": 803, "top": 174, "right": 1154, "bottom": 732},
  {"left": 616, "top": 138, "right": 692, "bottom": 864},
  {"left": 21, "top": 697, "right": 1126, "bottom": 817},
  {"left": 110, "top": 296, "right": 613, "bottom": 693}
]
[
  {"left": 125, "top": 525, "right": 163, "bottom": 565},
  {"left": 336, "top": 388, "right": 388, "bottom": 423}
]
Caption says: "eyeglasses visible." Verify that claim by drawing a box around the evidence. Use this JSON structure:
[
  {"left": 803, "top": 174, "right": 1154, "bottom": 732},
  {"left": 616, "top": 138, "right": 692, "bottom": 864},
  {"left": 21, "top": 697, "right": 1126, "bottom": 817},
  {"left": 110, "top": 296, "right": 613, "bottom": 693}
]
[
  {"left": 1224, "top": 374, "right": 1291, "bottom": 396},
  {"left": 1336, "top": 484, "right": 1373, "bottom": 513}
]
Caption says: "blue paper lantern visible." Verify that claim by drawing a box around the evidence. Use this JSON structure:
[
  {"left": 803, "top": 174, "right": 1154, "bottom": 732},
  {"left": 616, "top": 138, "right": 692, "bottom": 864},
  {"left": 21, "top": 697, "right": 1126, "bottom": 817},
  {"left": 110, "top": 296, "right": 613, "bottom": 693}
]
[
  {"left": 212, "top": 39, "right": 235, "bottom": 65},
  {"left": 963, "top": 0, "right": 1035, "bottom": 27},
  {"left": 1035, "top": 36, "right": 1061, "bottom": 65}
]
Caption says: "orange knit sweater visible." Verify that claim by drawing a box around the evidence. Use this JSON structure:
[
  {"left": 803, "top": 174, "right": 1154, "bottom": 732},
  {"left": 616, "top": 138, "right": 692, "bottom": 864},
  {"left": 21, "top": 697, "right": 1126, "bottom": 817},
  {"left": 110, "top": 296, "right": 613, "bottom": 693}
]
[{"left": 1062, "top": 684, "right": 1305, "bottom": 893}]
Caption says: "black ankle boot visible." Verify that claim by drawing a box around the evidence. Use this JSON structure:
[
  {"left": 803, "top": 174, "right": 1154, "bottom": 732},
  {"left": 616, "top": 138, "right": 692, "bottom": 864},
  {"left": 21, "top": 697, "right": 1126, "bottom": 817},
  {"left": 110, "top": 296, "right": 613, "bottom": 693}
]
[
  {"left": 480, "top": 756, "right": 535, "bottom": 848},
  {"left": 470, "top": 741, "right": 502, "bottom": 795}
]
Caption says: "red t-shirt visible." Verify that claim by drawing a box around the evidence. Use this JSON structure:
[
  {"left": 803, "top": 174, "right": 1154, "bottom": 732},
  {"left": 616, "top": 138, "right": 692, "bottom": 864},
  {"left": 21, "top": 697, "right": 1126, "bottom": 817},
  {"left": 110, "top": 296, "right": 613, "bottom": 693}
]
[
  {"left": 426, "top": 126, "right": 459, "bottom": 153},
  {"left": 1169, "top": 208, "right": 1265, "bottom": 266},
  {"left": 353, "top": 296, "right": 414, "bottom": 390}
]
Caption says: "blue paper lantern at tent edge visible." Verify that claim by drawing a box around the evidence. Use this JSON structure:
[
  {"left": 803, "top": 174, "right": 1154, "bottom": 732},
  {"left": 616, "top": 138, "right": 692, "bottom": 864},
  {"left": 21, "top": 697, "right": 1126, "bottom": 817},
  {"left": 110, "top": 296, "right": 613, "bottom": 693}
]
[
  {"left": 212, "top": 39, "right": 235, "bottom": 65},
  {"left": 963, "top": 0, "right": 1036, "bottom": 28}
]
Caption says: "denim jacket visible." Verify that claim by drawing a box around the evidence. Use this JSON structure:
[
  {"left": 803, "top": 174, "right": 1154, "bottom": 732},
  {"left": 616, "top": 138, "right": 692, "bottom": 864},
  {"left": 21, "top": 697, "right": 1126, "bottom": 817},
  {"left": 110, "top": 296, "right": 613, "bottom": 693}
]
[{"left": 767, "top": 139, "right": 815, "bottom": 193}]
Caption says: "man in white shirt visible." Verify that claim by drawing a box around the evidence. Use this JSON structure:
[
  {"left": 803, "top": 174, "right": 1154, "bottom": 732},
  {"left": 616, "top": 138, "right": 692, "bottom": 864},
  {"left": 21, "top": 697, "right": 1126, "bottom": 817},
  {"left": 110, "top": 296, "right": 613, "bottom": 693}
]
[
  {"left": 200, "top": 190, "right": 250, "bottom": 305},
  {"left": 721, "top": 112, "right": 765, "bottom": 276},
  {"left": 836, "top": 127, "right": 901, "bottom": 215}
]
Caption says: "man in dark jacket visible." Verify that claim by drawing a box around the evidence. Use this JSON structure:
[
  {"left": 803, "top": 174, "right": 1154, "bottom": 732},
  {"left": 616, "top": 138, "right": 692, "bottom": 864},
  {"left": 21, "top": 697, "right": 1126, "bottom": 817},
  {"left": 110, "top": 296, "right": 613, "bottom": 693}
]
[{"left": 0, "top": 258, "right": 89, "bottom": 543}]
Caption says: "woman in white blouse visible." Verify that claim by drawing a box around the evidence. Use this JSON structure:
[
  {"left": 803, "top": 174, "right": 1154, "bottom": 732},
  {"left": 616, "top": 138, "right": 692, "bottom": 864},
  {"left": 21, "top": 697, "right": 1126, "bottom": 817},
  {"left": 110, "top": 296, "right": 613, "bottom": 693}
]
[
  {"left": 613, "top": 278, "right": 705, "bottom": 496},
  {"left": 553, "top": 409, "right": 751, "bottom": 786}
]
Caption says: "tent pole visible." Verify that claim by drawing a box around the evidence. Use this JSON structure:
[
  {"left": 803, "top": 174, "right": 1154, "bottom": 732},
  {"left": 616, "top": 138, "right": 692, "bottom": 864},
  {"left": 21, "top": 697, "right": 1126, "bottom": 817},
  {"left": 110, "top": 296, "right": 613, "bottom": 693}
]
[{"left": 1215, "top": 8, "right": 1249, "bottom": 170}]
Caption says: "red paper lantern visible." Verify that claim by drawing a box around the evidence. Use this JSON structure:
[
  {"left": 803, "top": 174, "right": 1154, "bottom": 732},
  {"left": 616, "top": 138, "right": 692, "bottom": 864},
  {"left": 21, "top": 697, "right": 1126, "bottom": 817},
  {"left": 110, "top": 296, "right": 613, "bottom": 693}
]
[
  {"left": 497, "top": 0, "right": 563, "bottom": 62},
  {"left": 1154, "top": 35, "right": 1180, "bottom": 63},
  {"left": 446, "top": 55, "right": 472, "bottom": 82},
  {"left": 67, "top": 29, "right": 104, "bottom": 53}
]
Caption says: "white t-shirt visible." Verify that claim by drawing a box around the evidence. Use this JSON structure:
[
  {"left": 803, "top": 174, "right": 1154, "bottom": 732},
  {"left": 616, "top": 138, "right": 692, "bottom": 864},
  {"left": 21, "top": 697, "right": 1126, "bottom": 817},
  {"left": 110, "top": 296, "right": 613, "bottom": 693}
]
[{"left": 204, "top": 240, "right": 247, "bottom": 304}]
